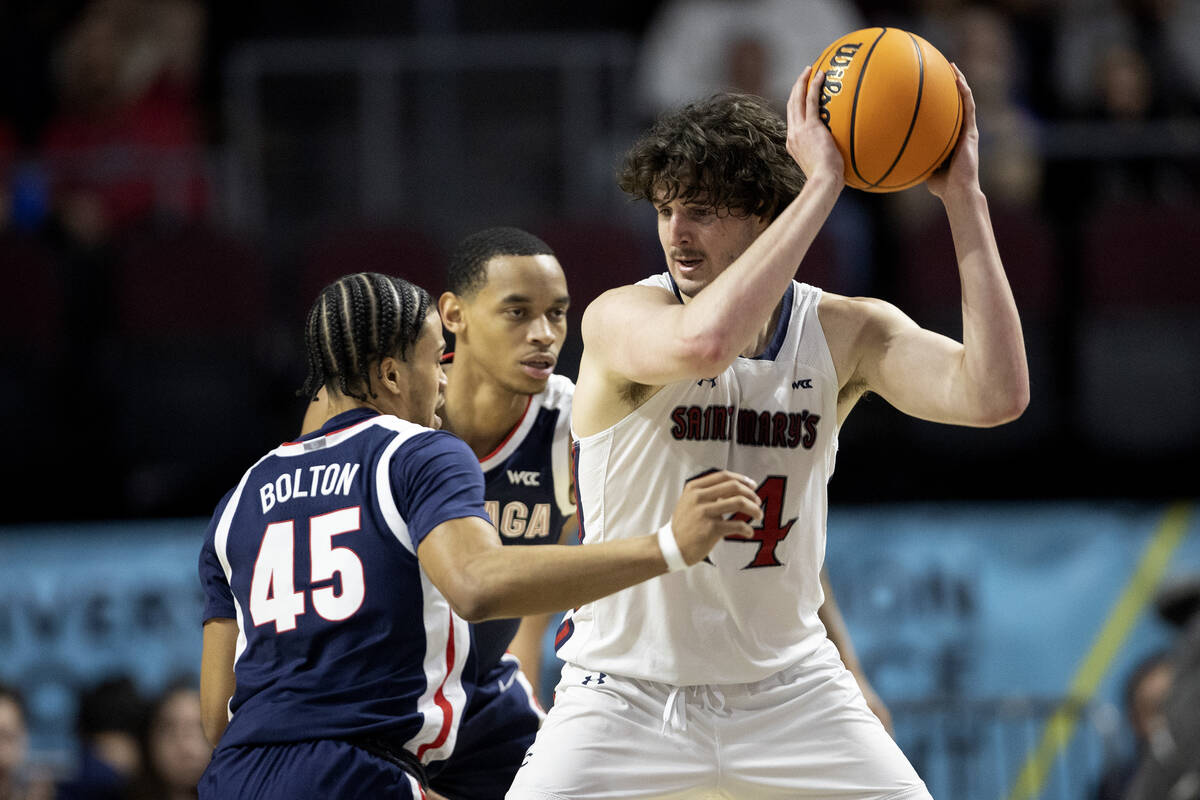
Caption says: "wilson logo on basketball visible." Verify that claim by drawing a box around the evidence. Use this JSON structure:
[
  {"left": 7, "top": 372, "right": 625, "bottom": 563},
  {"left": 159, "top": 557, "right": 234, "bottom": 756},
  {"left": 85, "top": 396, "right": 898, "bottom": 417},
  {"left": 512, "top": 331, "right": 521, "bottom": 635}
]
[{"left": 817, "top": 41, "right": 862, "bottom": 125}]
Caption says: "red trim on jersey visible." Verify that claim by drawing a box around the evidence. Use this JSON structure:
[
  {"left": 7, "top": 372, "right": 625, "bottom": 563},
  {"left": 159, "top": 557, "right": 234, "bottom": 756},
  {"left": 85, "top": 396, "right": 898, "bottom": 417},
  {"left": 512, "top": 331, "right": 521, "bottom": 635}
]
[
  {"left": 416, "top": 610, "right": 457, "bottom": 761},
  {"left": 441, "top": 351, "right": 454, "bottom": 364},
  {"left": 479, "top": 396, "right": 533, "bottom": 463}
]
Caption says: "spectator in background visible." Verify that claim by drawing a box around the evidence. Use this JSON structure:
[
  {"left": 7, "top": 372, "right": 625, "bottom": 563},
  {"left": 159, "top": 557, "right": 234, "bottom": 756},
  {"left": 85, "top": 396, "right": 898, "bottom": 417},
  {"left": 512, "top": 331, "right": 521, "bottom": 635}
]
[
  {"left": 42, "top": 0, "right": 209, "bottom": 248},
  {"left": 0, "top": 684, "right": 53, "bottom": 800},
  {"left": 1091, "top": 651, "right": 1174, "bottom": 800},
  {"left": 634, "top": 0, "right": 864, "bottom": 120},
  {"left": 56, "top": 677, "right": 145, "bottom": 800},
  {"left": 1126, "top": 574, "right": 1200, "bottom": 800},
  {"left": 1052, "top": 0, "right": 1200, "bottom": 204},
  {"left": 126, "top": 681, "right": 208, "bottom": 800}
]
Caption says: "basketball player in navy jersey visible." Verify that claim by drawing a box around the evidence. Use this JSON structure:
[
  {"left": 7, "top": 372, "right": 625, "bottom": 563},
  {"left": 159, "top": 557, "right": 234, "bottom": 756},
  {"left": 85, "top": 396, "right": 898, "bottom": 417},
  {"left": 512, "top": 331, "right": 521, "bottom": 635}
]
[
  {"left": 296, "top": 230, "right": 572, "bottom": 799},
  {"left": 429, "top": 227, "right": 576, "bottom": 799},
  {"left": 198, "top": 272, "right": 763, "bottom": 799},
  {"left": 509, "top": 67, "right": 1028, "bottom": 799}
]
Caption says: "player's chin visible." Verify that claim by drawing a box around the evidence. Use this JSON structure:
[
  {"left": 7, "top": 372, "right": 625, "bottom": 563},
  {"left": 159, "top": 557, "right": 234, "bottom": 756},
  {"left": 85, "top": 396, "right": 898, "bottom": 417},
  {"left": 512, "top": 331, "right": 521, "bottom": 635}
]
[
  {"left": 670, "top": 270, "right": 711, "bottom": 298},
  {"left": 509, "top": 373, "right": 549, "bottom": 396}
]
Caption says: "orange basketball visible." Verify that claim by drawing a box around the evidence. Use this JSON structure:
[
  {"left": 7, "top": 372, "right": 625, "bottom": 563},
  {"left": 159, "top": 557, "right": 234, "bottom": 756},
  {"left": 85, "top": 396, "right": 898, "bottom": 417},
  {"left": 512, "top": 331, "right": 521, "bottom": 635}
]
[{"left": 809, "top": 27, "right": 963, "bottom": 192}]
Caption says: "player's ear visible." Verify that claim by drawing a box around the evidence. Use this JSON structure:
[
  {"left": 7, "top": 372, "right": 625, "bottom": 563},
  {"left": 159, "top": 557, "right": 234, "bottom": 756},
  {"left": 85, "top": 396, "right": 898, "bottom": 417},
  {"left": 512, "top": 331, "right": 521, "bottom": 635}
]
[
  {"left": 377, "top": 356, "right": 404, "bottom": 396},
  {"left": 438, "top": 292, "right": 466, "bottom": 334}
]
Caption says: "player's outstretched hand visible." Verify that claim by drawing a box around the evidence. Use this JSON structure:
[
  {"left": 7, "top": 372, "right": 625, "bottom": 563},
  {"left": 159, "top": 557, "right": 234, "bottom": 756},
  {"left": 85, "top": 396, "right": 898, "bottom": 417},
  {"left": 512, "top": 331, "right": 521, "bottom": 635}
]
[
  {"left": 926, "top": 64, "right": 980, "bottom": 200},
  {"left": 670, "top": 470, "right": 763, "bottom": 565},
  {"left": 787, "top": 66, "right": 845, "bottom": 186}
]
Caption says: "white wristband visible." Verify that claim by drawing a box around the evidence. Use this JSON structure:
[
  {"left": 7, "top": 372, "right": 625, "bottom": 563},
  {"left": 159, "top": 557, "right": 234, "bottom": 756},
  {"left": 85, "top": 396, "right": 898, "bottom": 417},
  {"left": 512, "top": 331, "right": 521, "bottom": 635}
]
[{"left": 657, "top": 521, "right": 688, "bottom": 573}]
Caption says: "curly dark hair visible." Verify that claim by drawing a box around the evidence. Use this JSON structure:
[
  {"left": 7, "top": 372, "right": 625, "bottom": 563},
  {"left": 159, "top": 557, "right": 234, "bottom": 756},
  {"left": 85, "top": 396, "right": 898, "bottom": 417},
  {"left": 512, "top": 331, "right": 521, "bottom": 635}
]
[
  {"left": 618, "top": 93, "right": 806, "bottom": 221},
  {"left": 299, "top": 272, "right": 434, "bottom": 403}
]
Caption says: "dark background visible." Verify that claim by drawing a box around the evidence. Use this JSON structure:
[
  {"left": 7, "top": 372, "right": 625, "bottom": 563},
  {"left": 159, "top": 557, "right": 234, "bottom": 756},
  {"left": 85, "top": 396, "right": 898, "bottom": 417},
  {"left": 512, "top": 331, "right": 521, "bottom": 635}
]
[{"left": 2, "top": 0, "right": 1198, "bottom": 523}]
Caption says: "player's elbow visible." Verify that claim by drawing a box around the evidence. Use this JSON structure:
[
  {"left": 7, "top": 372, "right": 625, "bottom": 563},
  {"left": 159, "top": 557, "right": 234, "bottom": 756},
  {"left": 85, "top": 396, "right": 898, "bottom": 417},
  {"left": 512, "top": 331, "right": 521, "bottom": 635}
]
[
  {"left": 977, "top": 381, "right": 1029, "bottom": 427},
  {"left": 445, "top": 590, "right": 492, "bottom": 623},
  {"left": 441, "top": 571, "right": 506, "bottom": 622},
  {"left": 201, "top": 707, "right": 228, "bottom": 748},
  {"left": 678, "top": 328, "right": 738, "bottom": 377}
]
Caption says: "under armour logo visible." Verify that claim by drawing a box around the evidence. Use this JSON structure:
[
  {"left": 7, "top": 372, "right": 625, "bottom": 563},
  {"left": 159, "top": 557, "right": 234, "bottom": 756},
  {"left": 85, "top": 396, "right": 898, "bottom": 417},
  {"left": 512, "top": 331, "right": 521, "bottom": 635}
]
[
  {"left": 697, "top": 377, "right": 717, "bottom": 388},
  {"left": 792, "top": 378, "right": 813, "bottom": 390}
]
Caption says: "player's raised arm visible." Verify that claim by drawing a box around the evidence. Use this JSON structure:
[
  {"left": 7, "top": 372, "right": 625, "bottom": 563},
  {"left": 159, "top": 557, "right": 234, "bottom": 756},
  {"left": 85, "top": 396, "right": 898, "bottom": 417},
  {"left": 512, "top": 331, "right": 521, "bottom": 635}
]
[
  {"left": 832, "top": 66, "right": 1029, "bottom": 428},
  {"left": 580, "top": 69, "right": 844, "bottom": 390},
  {"left": 418, "top": 470, "right": 762, "bottom": 621}
]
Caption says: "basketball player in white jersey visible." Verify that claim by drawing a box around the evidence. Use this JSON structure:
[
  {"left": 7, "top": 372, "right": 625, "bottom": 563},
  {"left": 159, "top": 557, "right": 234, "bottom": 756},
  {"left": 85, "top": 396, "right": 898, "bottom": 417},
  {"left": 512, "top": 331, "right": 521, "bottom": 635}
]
[{"left": 507, "top": 66, "right": 1028, "bottom": 800}]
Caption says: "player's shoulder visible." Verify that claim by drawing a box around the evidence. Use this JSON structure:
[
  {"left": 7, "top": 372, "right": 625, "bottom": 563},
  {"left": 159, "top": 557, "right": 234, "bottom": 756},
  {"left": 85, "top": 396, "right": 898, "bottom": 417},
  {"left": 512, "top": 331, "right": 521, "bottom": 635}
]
[
  {"left": 586, "top": 276, "right": 676, "bottom": 315},
  {"left": 817, "top": 292, "right": 916, "bottom": 361},
  {"left": 817, "top": 291, "right": 904, "bottom": 325},
  {"left": 394, "top": 425, "right": 473, "bottom": 461}
]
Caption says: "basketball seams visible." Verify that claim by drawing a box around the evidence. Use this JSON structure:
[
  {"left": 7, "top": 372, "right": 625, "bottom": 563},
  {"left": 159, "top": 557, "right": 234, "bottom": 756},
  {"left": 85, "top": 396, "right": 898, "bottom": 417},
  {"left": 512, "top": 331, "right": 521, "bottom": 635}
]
[
  {"left": 848, "top": 27, "right": 889, "bottom": 189},
  {"left": 871, "top": 32, "right": 925, "bottom": 189},
  {"left": 886, "top": 54, "right": 963, "bottom": 190}
]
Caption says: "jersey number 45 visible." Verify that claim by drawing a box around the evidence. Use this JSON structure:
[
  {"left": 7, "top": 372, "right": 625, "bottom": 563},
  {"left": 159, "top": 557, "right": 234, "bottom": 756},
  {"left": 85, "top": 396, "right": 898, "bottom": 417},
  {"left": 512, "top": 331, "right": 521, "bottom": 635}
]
[{"left": 249, "top": 506, "right": 366, "bottom": 633}]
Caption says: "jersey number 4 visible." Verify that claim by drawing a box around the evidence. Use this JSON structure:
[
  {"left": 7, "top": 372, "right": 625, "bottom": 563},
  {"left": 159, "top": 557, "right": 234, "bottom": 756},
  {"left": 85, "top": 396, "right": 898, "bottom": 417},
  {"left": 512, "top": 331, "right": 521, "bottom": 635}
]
[
  {"left": 250, "top": 506, "right": 366, "bottom": 634},
  {"left": 724, "top": 475, "right": 796, "bottom": 569}
]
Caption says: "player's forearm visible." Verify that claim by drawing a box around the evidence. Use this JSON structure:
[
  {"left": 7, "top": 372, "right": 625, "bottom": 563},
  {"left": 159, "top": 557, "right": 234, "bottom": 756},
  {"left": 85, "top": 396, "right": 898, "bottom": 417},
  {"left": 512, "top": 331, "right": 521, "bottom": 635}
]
[
  {"left": 946, "top": 189, "right": 1029, "bottom": 424},
  {"left": 454, "top": 536, "right": 668, "bottom": 621},
  {"left": 682, "top": 171, "right": 844, "bottom": 367}
]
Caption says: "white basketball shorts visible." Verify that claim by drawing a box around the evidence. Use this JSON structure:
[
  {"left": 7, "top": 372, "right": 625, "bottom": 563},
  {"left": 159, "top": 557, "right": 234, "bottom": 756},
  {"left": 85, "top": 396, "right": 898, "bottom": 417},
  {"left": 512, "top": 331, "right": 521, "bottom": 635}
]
[{"left": 506, "top": 639, "right": 932, "bottom": 800}]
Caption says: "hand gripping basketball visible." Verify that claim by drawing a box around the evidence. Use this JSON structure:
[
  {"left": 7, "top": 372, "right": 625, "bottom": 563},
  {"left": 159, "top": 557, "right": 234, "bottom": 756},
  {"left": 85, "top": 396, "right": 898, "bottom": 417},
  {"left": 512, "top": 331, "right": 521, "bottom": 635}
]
[
  {"left": 666, "top": 471, "right": 763, "bottom": 567},
  {"left": 786, "top": 66, "right": 845, "bottom": 186}
]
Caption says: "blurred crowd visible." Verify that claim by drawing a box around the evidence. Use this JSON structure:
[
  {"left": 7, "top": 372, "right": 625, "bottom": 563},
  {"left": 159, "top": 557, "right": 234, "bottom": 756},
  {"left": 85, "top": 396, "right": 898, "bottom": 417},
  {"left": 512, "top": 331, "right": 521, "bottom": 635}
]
[
  {"left": 0, "top": 0, "right": 1197, "bottom": 517},
  {"left": 0, "top": 676, "right": 207, "bottom": 800}
]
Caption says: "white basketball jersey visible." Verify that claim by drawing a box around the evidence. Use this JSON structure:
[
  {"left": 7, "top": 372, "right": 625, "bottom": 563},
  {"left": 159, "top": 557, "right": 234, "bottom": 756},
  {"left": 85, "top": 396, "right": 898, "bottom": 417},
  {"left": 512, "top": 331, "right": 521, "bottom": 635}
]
[{"left": 557, "top": 276, "right": 840, "bottom": 685}]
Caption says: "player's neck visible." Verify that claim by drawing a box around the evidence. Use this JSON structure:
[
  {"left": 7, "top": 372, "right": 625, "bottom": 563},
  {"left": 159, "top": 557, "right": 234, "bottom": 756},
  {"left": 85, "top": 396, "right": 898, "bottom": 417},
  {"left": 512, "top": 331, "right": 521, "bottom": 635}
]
[{"left": 441, "top": 362, "right": 530, "bottom": 459}]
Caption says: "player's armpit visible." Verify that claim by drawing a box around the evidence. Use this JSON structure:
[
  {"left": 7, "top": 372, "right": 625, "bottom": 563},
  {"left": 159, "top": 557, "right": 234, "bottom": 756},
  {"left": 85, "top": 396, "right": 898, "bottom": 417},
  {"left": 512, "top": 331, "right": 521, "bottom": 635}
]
[{"left": 200, "top": 617, "right": 238, "bottom": 747}]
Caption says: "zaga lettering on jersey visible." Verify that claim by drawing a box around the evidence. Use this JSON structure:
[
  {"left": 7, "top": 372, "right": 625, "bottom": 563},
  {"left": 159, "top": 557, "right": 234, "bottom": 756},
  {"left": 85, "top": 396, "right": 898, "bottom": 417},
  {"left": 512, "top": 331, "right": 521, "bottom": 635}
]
[
  {"left": 259, "top": 463, "right": 361, "bottom": 513},
  {"left": 669, "top": 405, "right": 820, "bottom": 449}
]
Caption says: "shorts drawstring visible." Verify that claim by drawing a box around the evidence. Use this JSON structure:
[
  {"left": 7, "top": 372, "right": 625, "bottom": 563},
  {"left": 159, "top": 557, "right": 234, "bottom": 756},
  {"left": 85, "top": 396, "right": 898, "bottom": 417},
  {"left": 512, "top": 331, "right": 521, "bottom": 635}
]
[
  {"left": 660, "top": 685, "right": 729, "bottom": 735},
  {"left": 662, "top": 686, "right": 687, "bottom": 734}
]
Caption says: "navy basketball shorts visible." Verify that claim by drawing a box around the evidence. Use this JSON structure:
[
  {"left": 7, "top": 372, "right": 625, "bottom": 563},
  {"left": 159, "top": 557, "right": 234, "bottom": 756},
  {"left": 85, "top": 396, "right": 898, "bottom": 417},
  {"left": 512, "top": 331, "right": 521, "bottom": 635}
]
[
  {"left": 200, "top": 738, "right": 426, "bottom": 799},
  {"left": 431, "top": 653, "right": 544, "bottom": 800}
]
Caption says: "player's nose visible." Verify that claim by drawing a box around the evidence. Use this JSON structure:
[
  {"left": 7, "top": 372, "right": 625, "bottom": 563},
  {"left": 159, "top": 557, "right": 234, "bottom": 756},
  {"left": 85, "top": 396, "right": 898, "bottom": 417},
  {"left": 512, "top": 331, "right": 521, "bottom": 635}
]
[{"left": 528, "top": 314, "right": 557, "bottom": 344}]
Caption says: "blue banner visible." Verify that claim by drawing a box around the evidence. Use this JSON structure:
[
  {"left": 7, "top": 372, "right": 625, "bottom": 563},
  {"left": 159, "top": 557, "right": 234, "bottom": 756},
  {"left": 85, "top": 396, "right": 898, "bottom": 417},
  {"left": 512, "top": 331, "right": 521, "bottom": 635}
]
[{"left": 2, "top": 502, "right": 1197, "bottom": 799}]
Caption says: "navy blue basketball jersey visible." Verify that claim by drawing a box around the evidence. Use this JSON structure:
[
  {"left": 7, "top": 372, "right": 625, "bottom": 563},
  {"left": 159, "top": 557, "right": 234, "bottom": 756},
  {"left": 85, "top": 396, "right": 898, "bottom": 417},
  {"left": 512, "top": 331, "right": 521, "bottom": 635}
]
[
  {"left": 198, "top": 408, "right": 491, "bottom": 766},
  {"left": 472, "top": 374, "right": 575, "bottom": 670}
]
